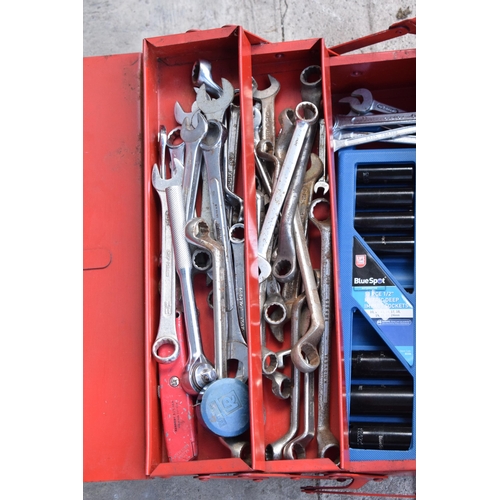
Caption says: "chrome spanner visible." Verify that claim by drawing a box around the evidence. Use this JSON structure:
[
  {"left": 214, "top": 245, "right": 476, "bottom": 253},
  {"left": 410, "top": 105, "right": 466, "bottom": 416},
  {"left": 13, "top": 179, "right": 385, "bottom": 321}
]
[
  {"left": 309, "top": 198, "right": 340, "bottom": 463},
  {"left": 350, "top": 88, "right": 406, "bottom": 115},
  {"left": 333, "top": 111, "right": 416, "bottom": 130},
  {"left": 313, "top": 118, "right": 329, "bottom": 195},
  {"left": 180, "top": 109, "right": 208, "bottom": 222},
  {"left": 185, "top": 217, "right": 227, "bottom": 380},
  {"left": 332, "top": 125, "right": 416, "bottom": 152},
  {"left": 152, "top": 159, "right": 217, "bottom": 394},
  {"left": 257, "top": 101, "right": 319, "bottom": 283},
  {"left": 253, "top": 74, "right": 280, "bottom": 150},
  {"left": 200, "top": 120, "right": 248, "bottom": 383},
  {"left": 196, "top": 78, "right": 234, "bottom": 123},
  {"left": 151, "top": 128, "right": 180, "bottom": 364}
]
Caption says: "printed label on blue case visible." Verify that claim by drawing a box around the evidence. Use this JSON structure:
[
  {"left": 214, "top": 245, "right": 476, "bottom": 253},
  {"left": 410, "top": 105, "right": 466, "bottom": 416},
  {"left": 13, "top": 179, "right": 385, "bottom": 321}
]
[{"left": 352, "top": 238, "right": 414, "bottom": 365}]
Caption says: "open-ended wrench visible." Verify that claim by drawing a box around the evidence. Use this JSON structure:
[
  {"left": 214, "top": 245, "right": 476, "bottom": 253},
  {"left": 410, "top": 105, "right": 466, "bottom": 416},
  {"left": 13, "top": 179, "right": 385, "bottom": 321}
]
[
  {"left": 253, "top": 74, "right": 280, "bottom": 150},
  {"left": 152, "top": 159, "right": 217, "bottom": 395},
  {"left": 332, "top": 125, "right": 416, "bottom": 152},
  {"left": 180, "top": 110, "right": 208, "bottom": 222},
  {"left": 257, "top": 102, "right": 319, "bottom": 283},
  {"left": 200, "top": 120, "right": 248, "bottom": 383},
  {"left": 196, "top": 78, "right": 234, "bottom": 123},
  {"left": 309, "top": 198, "right": 340, "bottom": 463},
  {"left": 334, "top": 111, "right": 416, "bottom": 130},
  {"left": 350, "top": 88, "right": 406, "bottom": 115}
]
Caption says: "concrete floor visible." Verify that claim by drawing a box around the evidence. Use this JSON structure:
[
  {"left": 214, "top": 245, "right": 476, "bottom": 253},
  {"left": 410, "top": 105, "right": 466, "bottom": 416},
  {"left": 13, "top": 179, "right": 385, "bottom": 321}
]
[{"left": 83, "top": 1, "right": 417, "bottom": 498}]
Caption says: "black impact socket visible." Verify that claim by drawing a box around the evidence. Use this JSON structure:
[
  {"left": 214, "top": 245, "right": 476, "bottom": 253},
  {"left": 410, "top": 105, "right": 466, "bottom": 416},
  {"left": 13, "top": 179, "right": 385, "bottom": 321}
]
[
  {"left": 349, "top": 422, "right": 412, "bottom": 450},
  {"left": 354, "top": 212, "right": 414, "bottom": 231},
  {"left": 356, "top": 164, "right": 415, "bottom": 185},
  {"left": 350, "top": 384, "right": 413, "bottom": 416},
  {"left": 355, "top": 188, "right": 414, "bottom": 209},
  {"left": 351, "top": 350, "right": 412, "bottom": 379}
]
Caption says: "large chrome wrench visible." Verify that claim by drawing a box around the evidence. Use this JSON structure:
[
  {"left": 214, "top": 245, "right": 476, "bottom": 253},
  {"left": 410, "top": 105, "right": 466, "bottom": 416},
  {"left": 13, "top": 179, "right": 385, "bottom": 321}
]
[
  {"left": 270, "top": 153, "right": 323, "bottom": 344},
  {"left": 334, "top": 112, "right": 416, "bottom": 130},
  {"left": 196, "top": 78, "right": 234, "bottom": 123},
  {"left": 253, "top": 74, "right": 280, "bottom": 150},
  {"left": 200, "top": 120, "right": 248, "bottom": 383},
  {"left": 257, "top": 102, "right": 319, "bottom": 283},
  {"left": 282, "top": 299, "right": 315, "bottom": 459},
  {"left": 350, "top": 88, "right": 406, "bottom": 115},
  {"left": 152, "top": 160, "right": 217, "bottom": 394},
  {"left": 151, "top": 127, "right": 180, "bottom": 363},
  {"left": 289, "top": 209, "right": 324, "bottom": 373},
  {"left": 185, "top": 217, "right": 227, "bottom": 380},
  {"left": 332, "top": 125, "right": 417, "bottom": 152},
  {"left": 180, "top": 110, "right": 208, "bottom": 222},
  {"left": 309, "top": 198, "right": 340, "bottom": 463}
]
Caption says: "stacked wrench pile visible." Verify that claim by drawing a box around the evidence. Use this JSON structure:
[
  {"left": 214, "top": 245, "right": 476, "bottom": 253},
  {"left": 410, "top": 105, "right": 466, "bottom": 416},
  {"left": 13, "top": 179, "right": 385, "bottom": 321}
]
[
  {"left": 253, "top": 66, "right": 340, "bottom": 462},
  {"left": 151, "top": 60, "right": 250, "bottom": 462},
  {"left": 332, "top": 88, "right": 416, "bottom": 151}
]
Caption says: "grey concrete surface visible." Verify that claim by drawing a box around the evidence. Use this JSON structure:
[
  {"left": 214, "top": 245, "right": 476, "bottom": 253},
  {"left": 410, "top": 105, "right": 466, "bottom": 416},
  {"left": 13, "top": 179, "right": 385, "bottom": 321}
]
[{"left": 83, "top": 1, "right": 416, "bottom": 498}]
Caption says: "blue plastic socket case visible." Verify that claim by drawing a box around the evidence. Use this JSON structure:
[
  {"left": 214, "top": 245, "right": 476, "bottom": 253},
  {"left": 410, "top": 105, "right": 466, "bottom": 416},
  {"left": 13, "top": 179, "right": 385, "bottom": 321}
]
[{"left": 337, "top": 147, "right": 416, "bottom": 462}]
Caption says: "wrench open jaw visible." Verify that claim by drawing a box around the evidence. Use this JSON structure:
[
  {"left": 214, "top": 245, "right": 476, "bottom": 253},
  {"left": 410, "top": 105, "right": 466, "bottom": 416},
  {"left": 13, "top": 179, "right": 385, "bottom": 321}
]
[
  {"left": 195, "top": 78, "right": 234, "bottom": 122},
  {"left": 350, "top": 88, "right": 406, "bottom": 115}
]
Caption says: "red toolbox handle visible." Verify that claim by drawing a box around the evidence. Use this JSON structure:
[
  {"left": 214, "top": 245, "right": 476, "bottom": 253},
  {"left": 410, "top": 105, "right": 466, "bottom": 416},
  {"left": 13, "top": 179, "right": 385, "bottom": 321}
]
[{"left": 328, "top": 17, "right": 416, "bottom": 55}]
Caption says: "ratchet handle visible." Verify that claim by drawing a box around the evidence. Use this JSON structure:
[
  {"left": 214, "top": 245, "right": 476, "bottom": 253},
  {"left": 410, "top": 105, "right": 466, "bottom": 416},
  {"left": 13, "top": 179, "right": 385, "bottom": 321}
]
[{"left": 158, "top": 313, "right": 198, "bottom": 462}]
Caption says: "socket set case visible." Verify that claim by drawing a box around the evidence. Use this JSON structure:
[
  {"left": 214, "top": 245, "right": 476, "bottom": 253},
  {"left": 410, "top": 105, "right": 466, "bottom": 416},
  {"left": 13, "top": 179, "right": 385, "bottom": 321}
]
[{"left": 83, "top": 19, "right": 416, "bottom": 490}]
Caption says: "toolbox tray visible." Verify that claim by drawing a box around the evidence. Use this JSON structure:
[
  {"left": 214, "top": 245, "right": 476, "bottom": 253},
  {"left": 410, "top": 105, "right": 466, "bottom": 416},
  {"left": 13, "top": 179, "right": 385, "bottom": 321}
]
[{"left": 83, "top": 20, "right": 416, "bottom": 485}]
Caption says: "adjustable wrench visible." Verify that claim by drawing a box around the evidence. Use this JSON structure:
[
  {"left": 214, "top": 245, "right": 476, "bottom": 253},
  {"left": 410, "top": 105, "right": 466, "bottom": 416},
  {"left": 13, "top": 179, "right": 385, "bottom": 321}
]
[{"left": 152, "top": 160, "right": 217, "bottom": 394}]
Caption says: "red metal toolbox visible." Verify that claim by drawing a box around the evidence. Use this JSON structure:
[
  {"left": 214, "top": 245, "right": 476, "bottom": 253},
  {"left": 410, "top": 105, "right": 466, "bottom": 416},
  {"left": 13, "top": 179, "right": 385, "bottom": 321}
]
[{"left": 83, "top": 19, "right": 416, "bottom": 488}]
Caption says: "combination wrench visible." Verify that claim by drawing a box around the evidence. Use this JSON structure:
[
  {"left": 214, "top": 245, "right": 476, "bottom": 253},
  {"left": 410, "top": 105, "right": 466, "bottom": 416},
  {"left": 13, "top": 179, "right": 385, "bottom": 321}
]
[
  {"left": 200, "top": 120, "right": 248, "bottom": 383},
  {"left": 266, "top": 293, "right": 307, "bottom": 460},
  {"left": 309, "top": 198, "right": 340, "bottom": 462},
  {"left": 257, "top": 101, "right": 319, "bottom": 283},
  {"left": 151, "top": 127, "right": 180, "bottom": 364},
  {"left": 152, "top": 159, "right": 217, "bottom": 394}
]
